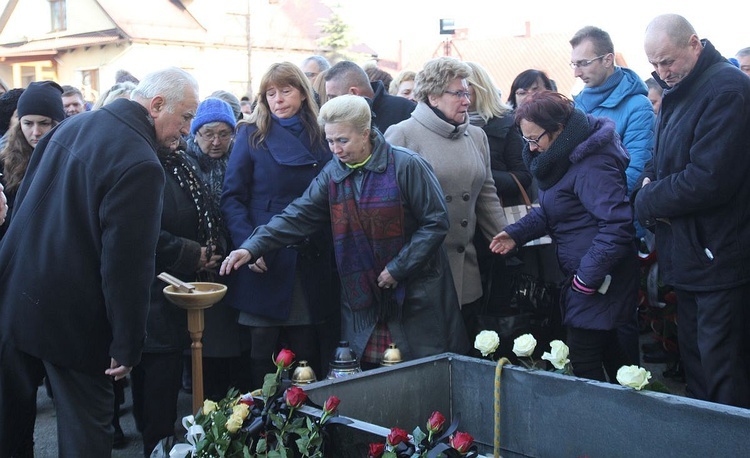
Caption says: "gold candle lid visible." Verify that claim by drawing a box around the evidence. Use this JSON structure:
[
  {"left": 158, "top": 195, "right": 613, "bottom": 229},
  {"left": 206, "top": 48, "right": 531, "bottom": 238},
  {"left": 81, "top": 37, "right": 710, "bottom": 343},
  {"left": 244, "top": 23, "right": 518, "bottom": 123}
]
[
  {"left": 291, "top": 360, "right": 317, "bottom": 385},
  {"left": 381, "top": 343, "right": 402, "bottom": 366}
]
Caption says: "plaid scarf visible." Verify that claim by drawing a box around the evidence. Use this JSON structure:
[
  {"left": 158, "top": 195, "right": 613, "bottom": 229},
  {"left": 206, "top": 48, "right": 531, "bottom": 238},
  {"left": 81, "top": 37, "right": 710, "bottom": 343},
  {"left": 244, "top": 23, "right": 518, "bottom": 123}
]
[{"left": 329, "top": 148, "right": 405, "bottom": 330}]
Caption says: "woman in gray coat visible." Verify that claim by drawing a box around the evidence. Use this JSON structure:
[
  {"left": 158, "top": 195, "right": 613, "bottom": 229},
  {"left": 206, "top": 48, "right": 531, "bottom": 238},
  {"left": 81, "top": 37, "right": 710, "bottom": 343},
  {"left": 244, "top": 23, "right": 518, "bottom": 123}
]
[
  {"left": 384, "top": 57, "right": 507, "bottom": 331},
  {"left": 221, "top": 95, "right": 468, "bottom": 366}
]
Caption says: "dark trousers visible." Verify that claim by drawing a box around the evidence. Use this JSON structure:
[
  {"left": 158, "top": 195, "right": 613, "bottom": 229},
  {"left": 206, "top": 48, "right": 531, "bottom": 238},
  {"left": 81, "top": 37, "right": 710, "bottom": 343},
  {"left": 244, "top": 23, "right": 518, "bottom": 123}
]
[
  {"left": 566, "top": 327, "right": 629, "bottom": 382},
  {"left": 130, "top": 351, "right": 183, "bottom": 457},
  {"left": 0, "top": 342, "right": 113, "bottom": 458},
  {"left": 247, "top": 325, "right": 321, "bottom": 390},
  {"left": 675, "top": 285, "right": 750, "bottom": 408}
]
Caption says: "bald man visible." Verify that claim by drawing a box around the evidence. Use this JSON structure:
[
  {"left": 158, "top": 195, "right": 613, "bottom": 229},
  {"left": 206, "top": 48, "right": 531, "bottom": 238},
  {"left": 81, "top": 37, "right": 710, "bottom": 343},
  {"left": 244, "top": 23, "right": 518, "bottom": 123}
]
[{"left": 634, "top": 14, "right": 750, "bottom": 408}]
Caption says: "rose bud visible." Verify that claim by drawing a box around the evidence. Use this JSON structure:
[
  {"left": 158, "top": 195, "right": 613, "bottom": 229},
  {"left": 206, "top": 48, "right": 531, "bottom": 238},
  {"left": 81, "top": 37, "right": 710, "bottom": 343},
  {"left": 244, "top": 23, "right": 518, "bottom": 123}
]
[
  {"left": 427, "top": 411, "right": 446, "bottom": 433},
  {"left": 450, "top": 431, "right": 474, "bottom": 454},
  {"left": 387, "top": 427, "right": 409, "bottom": 446},
  {"left": 368, "top": 442, "right": 385, "bottom": 457},
  {"left": 239, "top": 392, "right": 254, "bottom": 406},
  {"left": 323, "top": 395, "right": 341, "bottom": 415},
  {"left": 284, "top": 386, "right": 307, "bottom": 408},
  {"left": 275, "top": 348, "right": 295, "bottom": 369}
]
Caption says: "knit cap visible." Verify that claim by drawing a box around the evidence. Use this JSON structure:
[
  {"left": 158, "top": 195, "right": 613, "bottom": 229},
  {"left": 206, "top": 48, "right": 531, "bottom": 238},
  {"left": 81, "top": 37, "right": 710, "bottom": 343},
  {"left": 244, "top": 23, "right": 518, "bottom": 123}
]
[
  {"left": 191, "top": 97, "right": 236, "bottom": 135},
  {"left": 16, "top": 81, "right": 65, "bottom": 122}
]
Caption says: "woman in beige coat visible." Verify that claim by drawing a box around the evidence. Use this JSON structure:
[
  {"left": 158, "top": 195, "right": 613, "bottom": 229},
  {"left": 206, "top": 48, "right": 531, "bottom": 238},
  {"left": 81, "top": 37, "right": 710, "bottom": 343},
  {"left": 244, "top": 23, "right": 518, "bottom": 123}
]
[{"left": 385, "top": 57, "right": 506, "bottom": 332}]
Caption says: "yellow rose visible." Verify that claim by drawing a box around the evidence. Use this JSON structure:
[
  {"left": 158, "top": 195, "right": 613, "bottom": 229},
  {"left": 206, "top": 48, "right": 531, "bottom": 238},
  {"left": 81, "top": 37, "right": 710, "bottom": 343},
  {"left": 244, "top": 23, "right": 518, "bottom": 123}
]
[
  {"left": 202, "top": 399, "right": 218, "bottom": 415},
  {"left": 226, "top": 413, "right": 243, "bottom": 433},
  {"left": 542, "top": 340, "right": 570, "bottom": 370},
  {"left": 474, "top": 330, "right": 500, "bottom": 357},
  {"left": 512, "top": 334, "right": 537, "bottom": 358},
  {"left": 232, "top": 403, "right": 250, "bottom": 420},
  {"left": 616, "top": 365, "right": 651, "bottom": 390}
]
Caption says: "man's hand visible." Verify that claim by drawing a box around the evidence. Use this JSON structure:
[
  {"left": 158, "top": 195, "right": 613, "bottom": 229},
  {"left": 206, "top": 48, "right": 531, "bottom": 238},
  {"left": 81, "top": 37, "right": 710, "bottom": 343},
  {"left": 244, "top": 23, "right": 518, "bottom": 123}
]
[{"left": 105, "top": 358, "right": 131, "bottom": 381}]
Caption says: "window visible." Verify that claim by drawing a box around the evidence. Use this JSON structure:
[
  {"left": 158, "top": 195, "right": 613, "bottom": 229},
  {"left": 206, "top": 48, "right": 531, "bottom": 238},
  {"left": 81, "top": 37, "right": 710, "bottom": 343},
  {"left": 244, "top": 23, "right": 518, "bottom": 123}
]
[{"left": 50, "top": 0, "right": 67, "bottom": 32}]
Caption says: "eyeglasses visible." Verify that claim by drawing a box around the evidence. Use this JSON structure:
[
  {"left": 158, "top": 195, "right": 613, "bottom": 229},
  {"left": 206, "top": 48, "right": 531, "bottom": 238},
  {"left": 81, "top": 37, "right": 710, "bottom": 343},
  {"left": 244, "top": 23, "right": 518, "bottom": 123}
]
[
  {"left": 570, "top": 54, "right": 609, "bottom": 69},
  {"left": 521, "top": 130, "right": 547, "bottom": 147},
  {"left": 444, "top": 90, "right": 471, "bottom": 100},
  {"left": 197, "top": 130, "right": 234, "bottom": 142}
]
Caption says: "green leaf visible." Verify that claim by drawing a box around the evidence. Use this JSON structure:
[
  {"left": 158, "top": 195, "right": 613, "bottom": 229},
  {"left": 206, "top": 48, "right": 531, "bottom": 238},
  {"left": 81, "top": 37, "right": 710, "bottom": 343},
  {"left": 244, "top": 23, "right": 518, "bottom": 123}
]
[
  {"left": 645, "top": 380, "right": 672, "bottom": 394},
  {"left": 255, "top": 437, "right": 267, "bottom": 453}
]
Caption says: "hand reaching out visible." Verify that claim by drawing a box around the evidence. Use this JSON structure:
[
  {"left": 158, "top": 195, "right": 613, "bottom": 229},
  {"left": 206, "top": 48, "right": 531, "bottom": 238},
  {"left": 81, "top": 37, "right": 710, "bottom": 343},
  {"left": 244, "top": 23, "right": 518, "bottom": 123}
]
[{"left": 490, "top": 231, "right": 517, "bottom": 255}]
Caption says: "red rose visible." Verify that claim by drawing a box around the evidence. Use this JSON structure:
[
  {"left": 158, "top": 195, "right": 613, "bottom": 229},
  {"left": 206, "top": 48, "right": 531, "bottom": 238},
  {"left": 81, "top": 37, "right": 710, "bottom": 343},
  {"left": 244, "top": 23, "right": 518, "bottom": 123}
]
[
  {"left": 426, "top": 411, "right": 446, "bottom": 433},
  {"left": 387, "top": 427, "right": 409, "bottom": 446},
  {"left": 450, "top": 431, "right": 474, "bottom": 454},
  {"left": 239, "top": 392, "right": 254, "bottom": 406},
  {"left": 323, "top": 395, "right": 340, "bottom": 415},
  {"left": 368, "top": 442, "right": 385, "bottom": 457},
  {"left": 275, "top": 349, "right": 295, "bottom": 369},
  {"left": 284, "top": 386, "right": 307, "bottom": 408}
]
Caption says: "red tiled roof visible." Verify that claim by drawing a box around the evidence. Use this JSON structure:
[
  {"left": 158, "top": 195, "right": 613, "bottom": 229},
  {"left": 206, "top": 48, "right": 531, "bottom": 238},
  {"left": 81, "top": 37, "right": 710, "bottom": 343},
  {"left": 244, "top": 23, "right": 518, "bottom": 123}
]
[{"left": 403, "top": 32, "right": 580, "bottom": 100}]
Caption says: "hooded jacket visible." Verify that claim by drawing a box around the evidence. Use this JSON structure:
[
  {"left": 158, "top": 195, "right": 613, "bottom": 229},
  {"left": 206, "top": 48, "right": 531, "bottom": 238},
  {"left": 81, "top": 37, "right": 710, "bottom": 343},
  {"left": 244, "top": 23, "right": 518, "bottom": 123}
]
[
  {"left": 574, "top": 66, "right": 655, "bottom": 193},
  {"left": 505, "top": 114, "right": 638, "bottom": 330}
]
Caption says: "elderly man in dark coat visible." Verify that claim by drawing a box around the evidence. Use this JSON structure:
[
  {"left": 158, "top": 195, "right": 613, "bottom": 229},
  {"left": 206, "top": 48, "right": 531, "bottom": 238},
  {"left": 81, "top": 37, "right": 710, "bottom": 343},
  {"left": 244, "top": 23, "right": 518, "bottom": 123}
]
[{"left": 0, "top": 67, "right": 199, "bottom": 457}]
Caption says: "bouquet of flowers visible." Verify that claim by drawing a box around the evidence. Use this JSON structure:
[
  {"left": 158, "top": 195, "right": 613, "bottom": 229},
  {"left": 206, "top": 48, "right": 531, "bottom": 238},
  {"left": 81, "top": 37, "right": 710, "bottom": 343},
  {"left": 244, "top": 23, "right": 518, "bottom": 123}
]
[
  {"left": 368, "top": 411, "right": 479, "bottom": 457},
  {"left": 170, "top": 349, "right": 347, "bottom": 457}
]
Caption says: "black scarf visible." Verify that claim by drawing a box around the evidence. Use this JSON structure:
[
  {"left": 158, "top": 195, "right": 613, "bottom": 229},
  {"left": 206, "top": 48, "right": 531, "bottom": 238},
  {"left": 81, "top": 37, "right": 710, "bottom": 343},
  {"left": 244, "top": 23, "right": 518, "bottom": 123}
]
[
  {"left": 522, "top": 109, "right": 590, "bottom": 190},
  {"left": 159, "top": 149, "right": 223, "bottom": 262}
]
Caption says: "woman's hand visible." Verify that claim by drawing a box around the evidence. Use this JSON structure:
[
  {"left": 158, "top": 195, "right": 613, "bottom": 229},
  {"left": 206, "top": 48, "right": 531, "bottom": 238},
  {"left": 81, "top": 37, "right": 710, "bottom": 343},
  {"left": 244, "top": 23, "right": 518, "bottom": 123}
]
[
  {"left": 490, "top": 231, "right": 517, "bottom": 255},
  {"left": 220, "top": 248, "right": 253, "bottom": 275},
  {"left": 249, "top": 256, "right": 267, "bottom": 273},
  {"left": 0, "top": 183, "right": 7, "bottom": 226},
  {"left": 200, "top": 245, "right": 222, "bottom": 271},
  {"left": 377, "top": 267, "right": 398, "bottom": 289}
]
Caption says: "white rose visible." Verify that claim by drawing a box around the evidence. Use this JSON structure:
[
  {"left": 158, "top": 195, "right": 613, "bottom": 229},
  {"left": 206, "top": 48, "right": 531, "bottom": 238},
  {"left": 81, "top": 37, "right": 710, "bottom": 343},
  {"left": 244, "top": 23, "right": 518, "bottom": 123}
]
[
  {"left": 616, "top": 365, "right": 651, "bottom": 390},
  {"left": 474, "top": 330, "right": 500, "bottom": 357},
  {"left": 541, "top": 340, "right": 570, "bottom": 370},
  {"left": 512, "top": 334, "right": 537, "bottom": 358}
]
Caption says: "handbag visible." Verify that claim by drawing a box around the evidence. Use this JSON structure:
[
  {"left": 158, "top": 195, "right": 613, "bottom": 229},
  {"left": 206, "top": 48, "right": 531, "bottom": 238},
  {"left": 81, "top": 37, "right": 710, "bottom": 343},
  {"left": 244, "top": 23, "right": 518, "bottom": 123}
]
[{"left": 502, "top": 173, "right": 552, "bottom": 247}]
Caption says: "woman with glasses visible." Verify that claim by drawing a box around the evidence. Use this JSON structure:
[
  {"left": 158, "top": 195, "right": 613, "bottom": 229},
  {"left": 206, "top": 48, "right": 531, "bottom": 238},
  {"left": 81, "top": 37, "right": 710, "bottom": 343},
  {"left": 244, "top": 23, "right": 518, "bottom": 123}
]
[
  {"left": 507, "top": 69, "right": 555, "bottom": 110},
  {"left": 221, "top": 62, "right": 334, "bottom": 389},
  {"left": 385, "top": 57, "right": 506, "bottom": 335},
  {"left": 491, "top": 91, "right": 638, "bottom": 383}
]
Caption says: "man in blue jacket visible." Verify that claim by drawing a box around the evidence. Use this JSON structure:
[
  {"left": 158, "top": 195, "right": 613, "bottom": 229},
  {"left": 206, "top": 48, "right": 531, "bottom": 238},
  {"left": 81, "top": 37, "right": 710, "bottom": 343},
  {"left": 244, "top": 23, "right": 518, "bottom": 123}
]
[
  {"left": 0, "top": 67, "right": 199, "bottom": 456},
  {"left": 635, "top": 14, "right": 750, "bottom": 408},
  {"left": 571, "top": 25, "right": 655, "bottom": 195}
]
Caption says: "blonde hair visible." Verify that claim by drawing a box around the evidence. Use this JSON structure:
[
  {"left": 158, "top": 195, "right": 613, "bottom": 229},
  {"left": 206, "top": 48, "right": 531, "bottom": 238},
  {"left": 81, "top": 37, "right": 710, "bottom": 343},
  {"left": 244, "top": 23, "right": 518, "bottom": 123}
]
[
  {"left": 318, "top": 94, "right": 371, "bottom": 134},
  {"left": 389, "top": 70, "right": 416, "bottom": 95},
  {"left": 466, "top": 62, "right": 511, "bottom": 122}
]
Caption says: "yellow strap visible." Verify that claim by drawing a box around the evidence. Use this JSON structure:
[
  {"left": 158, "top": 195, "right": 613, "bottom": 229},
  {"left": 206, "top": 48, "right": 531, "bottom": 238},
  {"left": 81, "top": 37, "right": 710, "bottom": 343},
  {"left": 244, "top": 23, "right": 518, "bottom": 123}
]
[{"left": 494, "top": 357, "right": 510, "bottom": 457}]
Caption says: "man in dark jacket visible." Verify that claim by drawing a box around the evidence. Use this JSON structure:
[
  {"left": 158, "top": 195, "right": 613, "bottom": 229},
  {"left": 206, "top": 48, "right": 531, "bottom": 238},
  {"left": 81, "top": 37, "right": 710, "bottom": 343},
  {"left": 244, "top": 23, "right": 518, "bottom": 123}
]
[
  {"left": 635, "top": 14, "right": 750, "bottom": 408},
  {"left": 0, "top": 67, "right": 199, "bottom": 456},
  {"left": 324, "top": 60, "right": 416, "bottom": 133}
]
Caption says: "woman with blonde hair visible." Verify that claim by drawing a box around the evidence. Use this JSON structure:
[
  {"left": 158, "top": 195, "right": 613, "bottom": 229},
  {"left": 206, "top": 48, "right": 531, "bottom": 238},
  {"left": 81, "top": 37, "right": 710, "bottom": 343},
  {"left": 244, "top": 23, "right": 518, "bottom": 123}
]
[
  {"left": 389, "top": 70, "right": 416, "bottom": 101},
  {"left": 221, "top": 94, "right": 468, "bottom": 366}
]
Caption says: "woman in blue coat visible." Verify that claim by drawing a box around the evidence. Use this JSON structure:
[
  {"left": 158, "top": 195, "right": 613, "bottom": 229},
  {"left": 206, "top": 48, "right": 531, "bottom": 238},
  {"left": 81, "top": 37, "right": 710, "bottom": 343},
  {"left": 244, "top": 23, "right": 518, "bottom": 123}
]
[
  {"left": 221, "top": 62, "right": 334, "bottom": 387},
  {"left": 491, "top": 91, "right": 638, "bottom": 382}
]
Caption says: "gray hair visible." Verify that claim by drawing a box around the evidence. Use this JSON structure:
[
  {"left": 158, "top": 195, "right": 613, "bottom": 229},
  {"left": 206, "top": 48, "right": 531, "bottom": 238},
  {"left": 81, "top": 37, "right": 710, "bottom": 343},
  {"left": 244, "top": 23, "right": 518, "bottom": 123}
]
[
  {"left": 736, "top": 47, "right": 750, "bottom": 59},
  {"left": 93, "top": 81, "right": 137, "bottom": 109},
  {"left": 414, "top": 57, "right": 471, "bottom": 103},
  {"left": 318, "top": 94, "right": 371, "bottom": 134},
  {"left": 210, "top": 90, "right": 242, "bottom": 121},
  {"left": 303, "top": 55, "right": 331, "bottom": 72},
  {"left": 130, "top": 67, "right": 198, "bottom": 113}
]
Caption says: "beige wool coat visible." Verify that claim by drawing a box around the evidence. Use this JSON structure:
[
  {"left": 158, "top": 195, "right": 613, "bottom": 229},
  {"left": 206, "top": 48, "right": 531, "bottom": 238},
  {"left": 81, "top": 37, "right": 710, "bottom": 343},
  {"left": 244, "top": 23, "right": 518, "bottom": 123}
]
[{"left": 385, "top": 102, "right": 507, "bottom": 305}]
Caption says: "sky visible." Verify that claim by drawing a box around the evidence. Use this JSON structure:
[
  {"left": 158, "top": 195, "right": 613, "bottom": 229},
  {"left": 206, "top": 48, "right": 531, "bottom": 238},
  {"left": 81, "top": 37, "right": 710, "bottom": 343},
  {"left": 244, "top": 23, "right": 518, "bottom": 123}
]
[{"left": 331, "top": 0, "right": 747, "bottom": 80}]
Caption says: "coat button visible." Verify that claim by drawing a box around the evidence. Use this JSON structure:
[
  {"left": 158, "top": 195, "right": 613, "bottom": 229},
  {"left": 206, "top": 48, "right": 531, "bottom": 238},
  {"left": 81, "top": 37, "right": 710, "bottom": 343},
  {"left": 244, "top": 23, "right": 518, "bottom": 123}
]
[
  {"left": 462, "top": 193, "right": 470, "bottom": 201},
  {"left": 457, "top": 246, "right": 465, "bottom": 253},
  {"left": 460, "top": 219, "right": 468, "bottom": 227},
  {"left": 445, "top": 195, "right": 452, "bottom": 202},
  {"left": 313, "top": 163, "right": 318, "bottom": 167}
]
